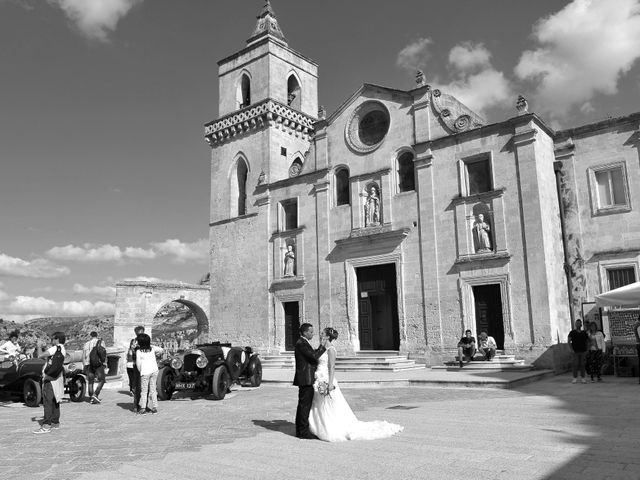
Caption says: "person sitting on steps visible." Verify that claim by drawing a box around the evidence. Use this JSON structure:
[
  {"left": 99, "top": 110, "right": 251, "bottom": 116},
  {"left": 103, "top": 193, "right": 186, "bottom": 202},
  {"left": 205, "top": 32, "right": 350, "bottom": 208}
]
[
  {"left": 478, "top": 331, "right": 497, "bottom": 361},
  {"left": 457, "top": 329, "right": 476, "bottom": 368}
]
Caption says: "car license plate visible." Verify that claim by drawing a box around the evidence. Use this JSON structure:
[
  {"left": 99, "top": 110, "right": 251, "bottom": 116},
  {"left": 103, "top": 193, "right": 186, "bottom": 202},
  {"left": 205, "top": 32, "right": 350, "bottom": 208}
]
[{"left": 174, "top": 382, "right": 195, "bottom": 389}]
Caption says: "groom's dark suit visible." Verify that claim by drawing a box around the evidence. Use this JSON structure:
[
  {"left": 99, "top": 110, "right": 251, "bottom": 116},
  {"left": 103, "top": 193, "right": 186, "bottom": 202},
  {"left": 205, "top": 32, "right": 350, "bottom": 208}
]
[{"left": 293, "top": 336, "right": 326, "bottom": 439}]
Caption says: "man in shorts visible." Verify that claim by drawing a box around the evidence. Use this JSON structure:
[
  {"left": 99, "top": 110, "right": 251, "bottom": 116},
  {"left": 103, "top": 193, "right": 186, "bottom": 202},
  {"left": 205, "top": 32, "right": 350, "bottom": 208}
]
[
  {"left": 83, "top": 331, "right": 106, "bottom": 404},
  {"left": 457, "top": 329, "right": 477, "bottom": 368}
]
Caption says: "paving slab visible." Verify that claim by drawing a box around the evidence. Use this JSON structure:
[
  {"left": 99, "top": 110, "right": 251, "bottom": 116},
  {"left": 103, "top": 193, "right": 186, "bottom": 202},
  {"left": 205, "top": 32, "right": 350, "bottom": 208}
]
[{"left": 0, "top": 373, "right": 638, "bottom": 480}]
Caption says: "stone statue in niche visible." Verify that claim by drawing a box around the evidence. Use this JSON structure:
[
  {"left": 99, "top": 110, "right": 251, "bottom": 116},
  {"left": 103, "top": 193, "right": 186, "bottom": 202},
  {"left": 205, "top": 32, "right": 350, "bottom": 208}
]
[
  {"left": 472, "top": 213, "right": 492, "bottom": 253},
  {"left": 364, "top": 185, "right": 381, "bottom": 227},
  {"left": 283, "top": 244, "right": 296, "bottom": 277}
]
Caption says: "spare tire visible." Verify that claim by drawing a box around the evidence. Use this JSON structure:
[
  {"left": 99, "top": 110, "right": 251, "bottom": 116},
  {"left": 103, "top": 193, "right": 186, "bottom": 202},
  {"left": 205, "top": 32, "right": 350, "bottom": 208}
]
[
  {"left": 23, "top": 378, "right": 41, "bottom": 408},
  {"left": 225, "top": 347, "right": 244, "bottom": 379}
]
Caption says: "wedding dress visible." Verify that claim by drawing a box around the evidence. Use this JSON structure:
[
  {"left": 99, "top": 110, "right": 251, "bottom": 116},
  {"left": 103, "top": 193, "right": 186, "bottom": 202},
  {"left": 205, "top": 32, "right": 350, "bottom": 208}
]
[{"left": 308, "top": 346, "right": 403, "bottom": 442}]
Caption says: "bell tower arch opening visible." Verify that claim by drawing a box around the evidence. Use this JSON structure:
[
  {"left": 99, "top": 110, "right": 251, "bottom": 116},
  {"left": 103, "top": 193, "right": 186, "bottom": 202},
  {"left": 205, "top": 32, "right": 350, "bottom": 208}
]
[
  {"left": 287, "top": 72, "right": 302, "bottom": 110},
  {"left": 237, "top": 72, "right": 251, "bottom": 109}
]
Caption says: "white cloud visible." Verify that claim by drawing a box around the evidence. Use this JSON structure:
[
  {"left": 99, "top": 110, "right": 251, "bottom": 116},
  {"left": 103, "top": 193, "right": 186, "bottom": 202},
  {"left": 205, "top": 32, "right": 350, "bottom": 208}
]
[
  {"left": 449, "top": 42, "right": 492, "bottom": 72},
  {"left": 151, "top": 239, "right": 209, "bottom": 264},
  {"left": 46, "top": 243, "right": 155, "bottom": 262},
  {"left": 47, "top": 0, "right": 143, "bottom": 42},
  {"left": 515, "top": 0, "right": 640, "bottom": 118},
  {"left": 0, "top": 253, "right": 70, "bottom": 278},
  {"left": 7, "top": 296, "right": 114, "bottom": 316},
  {"left": 123, "top": 247, "right": 156, "bottom": 260},
  {"left": 73, "top": 283, "right": 116, "bottom": 298},
  {"left": 396, "top": 37, "right": 433, "bottom": 71},
  {"left": 438, "top": 42, "right": 513, "bottom": 114}
]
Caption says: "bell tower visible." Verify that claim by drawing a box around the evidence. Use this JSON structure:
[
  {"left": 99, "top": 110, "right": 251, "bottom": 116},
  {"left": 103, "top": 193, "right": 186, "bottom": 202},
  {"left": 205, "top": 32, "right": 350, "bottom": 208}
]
[{"left": 205, "top": 1, "right": 319, "bottom": 223}]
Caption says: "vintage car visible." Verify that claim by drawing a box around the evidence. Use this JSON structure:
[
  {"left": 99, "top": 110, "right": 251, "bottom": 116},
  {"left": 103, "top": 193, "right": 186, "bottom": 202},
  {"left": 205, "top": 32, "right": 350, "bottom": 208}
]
[
  {"left": 156, "top": 342, "right": 262, "bottom": 401},
  {"left": 0, "top": 352, "right": 86, "bottom": 407},
  {"left": 0, "top": 354, "right": 46, "bottom": 407}
]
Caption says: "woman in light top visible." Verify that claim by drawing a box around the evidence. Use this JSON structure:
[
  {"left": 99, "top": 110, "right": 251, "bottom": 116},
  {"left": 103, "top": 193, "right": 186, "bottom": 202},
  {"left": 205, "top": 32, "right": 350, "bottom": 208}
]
[{"left": 135, "top": 333, "right": 163, "bottom": 415}]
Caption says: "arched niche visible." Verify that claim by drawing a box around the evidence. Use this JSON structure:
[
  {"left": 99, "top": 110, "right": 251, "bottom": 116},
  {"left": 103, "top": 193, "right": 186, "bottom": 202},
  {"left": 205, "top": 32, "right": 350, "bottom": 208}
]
[{"left": 229, "top": 155, "right": 249, "bottom": 217}]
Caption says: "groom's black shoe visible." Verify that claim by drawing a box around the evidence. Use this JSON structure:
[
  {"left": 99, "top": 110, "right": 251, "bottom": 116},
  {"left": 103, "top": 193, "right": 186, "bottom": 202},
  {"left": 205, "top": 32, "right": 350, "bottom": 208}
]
[{"left": 296, "top": 433, "right": 319, "bottom": 440}]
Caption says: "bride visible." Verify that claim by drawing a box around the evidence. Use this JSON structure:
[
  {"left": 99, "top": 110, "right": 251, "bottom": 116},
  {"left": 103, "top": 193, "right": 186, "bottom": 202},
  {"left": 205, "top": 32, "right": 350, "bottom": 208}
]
[{"left": 309, "top": 327, "right": 403, "bottom": 442}]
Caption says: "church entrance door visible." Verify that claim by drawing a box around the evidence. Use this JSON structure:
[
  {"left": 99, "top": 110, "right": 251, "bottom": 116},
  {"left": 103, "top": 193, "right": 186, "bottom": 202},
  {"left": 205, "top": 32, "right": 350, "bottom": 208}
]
[
  {"left": 472, "top": 284, "right": 504, "bottom": 349},
  {"left": 283, "top": 302, "right": 300, "bottom": 351},
  {"left": 356, "top": 264, "right": 399, "bottom": 350}
]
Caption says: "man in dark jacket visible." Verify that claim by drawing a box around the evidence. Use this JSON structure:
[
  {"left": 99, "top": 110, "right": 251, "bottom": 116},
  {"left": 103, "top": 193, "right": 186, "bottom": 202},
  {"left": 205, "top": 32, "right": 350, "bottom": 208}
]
[{"left": 293, "top": 323, "right": 327, "bottom": 439}]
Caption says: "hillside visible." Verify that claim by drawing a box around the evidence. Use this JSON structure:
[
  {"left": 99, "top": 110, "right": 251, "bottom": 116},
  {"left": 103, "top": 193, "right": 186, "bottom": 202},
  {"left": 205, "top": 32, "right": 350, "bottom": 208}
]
[
  {"left": 25, "top": 315, "right": 114, "bottom": 350},
  {"left": 2, "top": 302, "right": 198, "bottom": 351}
]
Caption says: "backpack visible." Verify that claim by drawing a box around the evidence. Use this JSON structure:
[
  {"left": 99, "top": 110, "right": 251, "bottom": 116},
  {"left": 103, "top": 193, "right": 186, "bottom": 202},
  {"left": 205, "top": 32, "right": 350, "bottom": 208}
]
[
  {"left": 44, "top": 346, "right": 65, "bottom": 379},
  {"left": 89, "top": 340, "right": 107, "bottom": 368}
]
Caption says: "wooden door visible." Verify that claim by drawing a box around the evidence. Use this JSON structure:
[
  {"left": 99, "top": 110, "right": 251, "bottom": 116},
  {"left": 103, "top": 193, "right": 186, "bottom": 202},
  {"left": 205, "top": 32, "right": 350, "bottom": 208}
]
[
  {"left": 284, "top": 302, "right": 300, "bottom": 351},
  {"left": 358, "top": 297, "right": 373, "bottom": 350}
]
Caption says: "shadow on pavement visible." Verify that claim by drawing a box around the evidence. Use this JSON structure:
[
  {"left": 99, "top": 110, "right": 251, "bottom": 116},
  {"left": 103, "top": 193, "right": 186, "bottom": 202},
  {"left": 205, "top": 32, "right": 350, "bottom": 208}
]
[
  {"left": 512, "top": 373, "right": 639, "bottom": 479},
  {"left": 252, "top": 419, "right": 296, "bottom": 437}
]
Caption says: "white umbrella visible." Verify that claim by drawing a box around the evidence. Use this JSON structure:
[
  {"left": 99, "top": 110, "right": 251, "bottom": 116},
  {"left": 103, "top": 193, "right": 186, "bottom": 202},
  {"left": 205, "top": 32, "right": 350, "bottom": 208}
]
[{"left": 595, "top": 281, "right": 640, "bottom": 307}]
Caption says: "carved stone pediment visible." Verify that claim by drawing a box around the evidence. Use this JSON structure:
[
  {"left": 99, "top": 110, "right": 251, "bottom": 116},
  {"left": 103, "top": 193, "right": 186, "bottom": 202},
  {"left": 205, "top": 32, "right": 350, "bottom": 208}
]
[{"left": 431, "top": 89, "right": 485, "bottom": 134}]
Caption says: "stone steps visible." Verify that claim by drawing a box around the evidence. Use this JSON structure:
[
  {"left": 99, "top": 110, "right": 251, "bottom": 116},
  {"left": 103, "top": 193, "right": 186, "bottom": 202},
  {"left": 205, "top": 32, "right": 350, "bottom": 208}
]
[
  {"left": 261, "top": 351, "right": 422, "bottom": 372},
  {"left": 435, "top": 353, "right": 533, "bottom": 371}
]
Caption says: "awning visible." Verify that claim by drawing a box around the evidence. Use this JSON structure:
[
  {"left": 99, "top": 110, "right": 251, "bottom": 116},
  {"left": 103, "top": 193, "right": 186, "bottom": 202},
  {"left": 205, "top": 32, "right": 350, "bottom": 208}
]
[{"left": 595, "top": 281, "right": 640, "bottom": 307}]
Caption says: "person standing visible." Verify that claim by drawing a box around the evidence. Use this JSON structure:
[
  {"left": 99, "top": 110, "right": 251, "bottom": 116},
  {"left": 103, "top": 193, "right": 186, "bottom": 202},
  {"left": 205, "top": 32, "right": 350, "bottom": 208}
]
[
  {"left": 127, "top": 326, "right": 145, "bottom": 411},
  {"left": 586, "top": 322, "right": 605, "bottom": 382},
  {"left": 293, "top": 323, "right": 326, "bottom": 439},
  {"left": 33, "top": 332, "right": 66, "bottom": 434},
  {"left": 135, "top": 333, "right": 163, "bottom": 415},
  {"left": 82, "top": 331, "right": 106, "bottom": 404},
  {"left": 568, "top": 319, "right": 589, "bottom": 384}
]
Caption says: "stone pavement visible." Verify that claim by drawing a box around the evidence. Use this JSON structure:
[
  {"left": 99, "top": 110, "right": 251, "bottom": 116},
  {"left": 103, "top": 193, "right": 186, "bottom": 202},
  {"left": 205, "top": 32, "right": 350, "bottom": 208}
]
[{"left": 1, "top": 374, "right": 639, "bottom": 480}]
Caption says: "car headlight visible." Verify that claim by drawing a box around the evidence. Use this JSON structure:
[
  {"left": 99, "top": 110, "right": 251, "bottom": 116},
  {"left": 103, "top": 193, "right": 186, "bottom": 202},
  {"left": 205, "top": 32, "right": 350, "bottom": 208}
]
[
  {"left": 170, "top": 358, "right": 183, "bottom": 370},
  {"left": 68, "top": 363, "right": 76, "bottom": 371},
  {"left": 196, "top": 355, "right": 208, "bottom": 369}
]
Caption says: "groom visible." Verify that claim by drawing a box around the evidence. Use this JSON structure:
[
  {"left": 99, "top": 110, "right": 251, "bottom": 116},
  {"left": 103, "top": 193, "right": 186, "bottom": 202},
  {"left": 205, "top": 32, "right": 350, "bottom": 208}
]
[{"left": 293, "top": 323, "right": 327, "bottom": 439}]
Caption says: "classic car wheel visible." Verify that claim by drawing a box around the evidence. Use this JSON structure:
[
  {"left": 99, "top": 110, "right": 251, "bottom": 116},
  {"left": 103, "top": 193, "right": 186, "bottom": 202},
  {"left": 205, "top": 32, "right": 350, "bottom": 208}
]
[
  {"left": 211, "top": 366, "right": 230, "bottom": 400},
  {"left": 23, "top": 378, "right": 41, "bottom": 407},
  {"left": 68, "top": 375, "right": 86, "bottom": 402},
  {"left": 247, "top": 357, "right": 262, "bottom": 387},
  {"left": 157, "top": 367, "right": 175, "bottom": 401}
]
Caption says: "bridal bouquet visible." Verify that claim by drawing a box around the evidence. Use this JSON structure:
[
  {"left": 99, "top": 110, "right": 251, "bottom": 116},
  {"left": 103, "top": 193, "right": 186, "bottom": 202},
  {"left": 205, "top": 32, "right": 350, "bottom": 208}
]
[{"left": 316, "top": 381, "right": 332, "bottom": 398}]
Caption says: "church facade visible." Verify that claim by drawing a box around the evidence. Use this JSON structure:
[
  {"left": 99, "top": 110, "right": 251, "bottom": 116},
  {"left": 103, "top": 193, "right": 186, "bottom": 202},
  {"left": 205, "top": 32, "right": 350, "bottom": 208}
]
[{"left": 205, "top": 2, "right": 640, "bottom": 365}]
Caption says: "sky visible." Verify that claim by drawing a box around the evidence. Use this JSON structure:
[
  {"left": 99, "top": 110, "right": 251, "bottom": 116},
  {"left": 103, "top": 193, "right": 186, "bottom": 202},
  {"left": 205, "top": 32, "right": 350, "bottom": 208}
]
[{"left": 0, "top": 0, "right": 639, "bottom": 322}]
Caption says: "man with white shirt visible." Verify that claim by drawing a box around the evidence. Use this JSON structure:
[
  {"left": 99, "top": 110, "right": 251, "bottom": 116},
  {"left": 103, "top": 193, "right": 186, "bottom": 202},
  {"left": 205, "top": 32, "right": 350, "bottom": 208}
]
[
  {"left": 0, "top": 331, "right": 22, "bottom": 358},
  {"left": 478, "top": 331, "right": 498, "bottom": 361},
  {"left": 33, "top": 332, "right": 66, "bottom": 434}
]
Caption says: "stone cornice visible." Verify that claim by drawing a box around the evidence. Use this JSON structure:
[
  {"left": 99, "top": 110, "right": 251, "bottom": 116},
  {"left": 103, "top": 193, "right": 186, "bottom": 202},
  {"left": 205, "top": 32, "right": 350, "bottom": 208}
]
[
  {"left": 209, "top": 212, "right": 259, "bottom": 227},
  {"left": 450, "top": 187, "right": 506, "bottom": 206},
  {"left": 115, "top": 281, "right": 209, "bottom": 290},
  {"left": 204, "top": 98, "right": 316, "bottom": 146}
]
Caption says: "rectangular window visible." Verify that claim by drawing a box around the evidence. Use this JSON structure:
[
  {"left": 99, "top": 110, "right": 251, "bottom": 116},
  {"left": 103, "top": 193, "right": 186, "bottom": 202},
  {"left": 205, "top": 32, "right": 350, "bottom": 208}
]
[
  {"left": 464, "top": 156, "right": 492, "bottom": 196},
  {"left": 607, "top": 267, "right": 636, "bottom": 290},
  {"left": 281, "top": 147, "right": 287, "bottom": 157},
  {"left": 595, "top": 167, "right": 626, "bottom": 208},
  {"left": 280, "top": 199, "right": 298, "bottom": 231}
]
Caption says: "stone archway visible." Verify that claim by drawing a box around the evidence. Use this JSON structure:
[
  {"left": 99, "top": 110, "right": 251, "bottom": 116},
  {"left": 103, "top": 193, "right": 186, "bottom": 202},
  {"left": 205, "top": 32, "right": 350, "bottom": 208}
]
[{"left": 113, "top": 281, "right": 210, "bottom": 354}]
